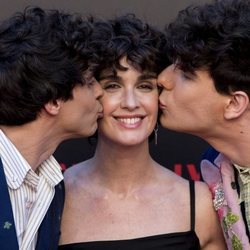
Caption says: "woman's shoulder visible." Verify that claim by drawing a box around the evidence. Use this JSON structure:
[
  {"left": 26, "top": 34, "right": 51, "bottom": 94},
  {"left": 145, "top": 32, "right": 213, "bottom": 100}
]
[
  {"left": 158, "top": 164, "right": 189, "bottom": 186},
  {"left": 194, "top": 181, "right": 218, "bottom": 232},
  {"left": 194, "top": 180, "right": 213, "bottom": 206},
  {"left": 194, "top": 181, "right": 226, "bottom": 249},
  {"left": 63, "top": 159, "right": 92, "bottom": 189}
]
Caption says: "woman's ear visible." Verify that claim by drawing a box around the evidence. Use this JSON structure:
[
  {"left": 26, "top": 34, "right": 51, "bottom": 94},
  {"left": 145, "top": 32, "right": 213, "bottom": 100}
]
[
  {"left": 224, "top": 91, "right": 249, "bottom": 120},
  {"left": 44, "top": 100, "right": 62, "bottom": 116}
]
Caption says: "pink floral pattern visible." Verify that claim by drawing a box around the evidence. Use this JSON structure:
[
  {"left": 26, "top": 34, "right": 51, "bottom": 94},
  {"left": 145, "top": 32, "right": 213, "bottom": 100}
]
[{"left": 201, "top": 154, "right": 250, "bottom": 250}]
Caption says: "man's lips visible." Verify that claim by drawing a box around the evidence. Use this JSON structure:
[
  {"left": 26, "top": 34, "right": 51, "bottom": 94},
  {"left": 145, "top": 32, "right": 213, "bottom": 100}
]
[
  {"left": 159, "top": 101, "right": 167, "bottom": 110},
  {"left": 97, "top": 109, "right": 103, "bottom": 118}
]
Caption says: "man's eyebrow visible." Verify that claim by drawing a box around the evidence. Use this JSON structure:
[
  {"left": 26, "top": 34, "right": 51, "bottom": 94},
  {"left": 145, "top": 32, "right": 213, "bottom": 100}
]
[{"left": 174, "top": 64, "right": 198, "bottom": 78}]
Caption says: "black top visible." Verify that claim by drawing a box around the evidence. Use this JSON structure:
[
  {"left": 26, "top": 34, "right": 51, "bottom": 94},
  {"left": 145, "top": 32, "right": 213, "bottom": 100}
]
[{"left": 58, "top": 181, "right": 200, "bottom": 250}]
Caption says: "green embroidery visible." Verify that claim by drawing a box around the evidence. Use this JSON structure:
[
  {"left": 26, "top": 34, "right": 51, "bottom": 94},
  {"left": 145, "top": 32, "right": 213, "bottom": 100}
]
[
  {"left": 221, "top": 209, "right": 243, "bottom": 249},
  {"left": 223, "top": 210, "right": 239, "bottom": 228},
  {"left": 232, "top": 234, "right": 243, "bottom": 250},
  {"left": 3, "top": 221, "right": 12, "bottom": 229}
]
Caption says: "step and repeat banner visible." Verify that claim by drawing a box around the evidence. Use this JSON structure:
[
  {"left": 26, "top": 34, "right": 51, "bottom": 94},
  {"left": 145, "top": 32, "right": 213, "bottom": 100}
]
[{"left": 54, "top": 126, "right": 209, "bottom": 180}]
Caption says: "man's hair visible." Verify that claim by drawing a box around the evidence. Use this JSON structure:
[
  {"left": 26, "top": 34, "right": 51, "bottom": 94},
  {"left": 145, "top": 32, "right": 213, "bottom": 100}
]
[
  {"left": 0, "top": 7, "right": 104, "bottom": 125},
  {"left": 93, "top": 14, "right": 168, "bottom": 77},
  {"left": 164, "top": 0, "right": 250, "bottom": 96}
]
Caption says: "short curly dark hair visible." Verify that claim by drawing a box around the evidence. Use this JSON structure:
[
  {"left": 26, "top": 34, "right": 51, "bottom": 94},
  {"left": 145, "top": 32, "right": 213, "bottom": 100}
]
[
  {"left": 0, "top": 7, "right": 104, "bottom": 126},
  {"left": 164, "top": 0, "right": 250, "bottom": 96},
  {"left": 92, "top": 14, "right": 168, "bottom": 77},
  {"left": 87, "top": 14, "right": 167, "bottom": 143}
]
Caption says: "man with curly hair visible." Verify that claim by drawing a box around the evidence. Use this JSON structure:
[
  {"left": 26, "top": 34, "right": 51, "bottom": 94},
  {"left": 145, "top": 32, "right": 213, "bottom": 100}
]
[
  {"left": 0, "top": 7, "right": 104, "bottom": 250},
  {"left": 158, "top": 0, "right": 250, "bottom": 248}
]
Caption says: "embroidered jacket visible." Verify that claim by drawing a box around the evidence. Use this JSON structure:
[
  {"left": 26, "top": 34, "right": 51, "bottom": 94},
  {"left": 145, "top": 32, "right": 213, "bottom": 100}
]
[{"left": 201, "top": 149, "right": 250, "bottom": 250}]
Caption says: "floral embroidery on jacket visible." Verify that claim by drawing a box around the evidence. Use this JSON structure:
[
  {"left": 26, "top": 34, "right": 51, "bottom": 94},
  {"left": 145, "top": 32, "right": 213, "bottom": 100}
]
[
  {"left": 232, "top": 233, "right": 243, "bottom": 250},
  {"left": 201, "top": 155, "right": 249, "bottom": 250},
  {"left": 211, "top": 183, "right": 243, "bottom": 249},
  {"left": 222, "top": 210, "right": 242, "bottom": 249}
]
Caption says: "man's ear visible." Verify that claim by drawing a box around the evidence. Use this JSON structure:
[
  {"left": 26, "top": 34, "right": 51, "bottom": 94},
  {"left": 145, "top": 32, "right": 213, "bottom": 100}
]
[
  {"left": 224, "top": 91, "right": 249, "bottom": 120},
  {"left": 44, "top": 100, "right": 62, "bottom": 116}
]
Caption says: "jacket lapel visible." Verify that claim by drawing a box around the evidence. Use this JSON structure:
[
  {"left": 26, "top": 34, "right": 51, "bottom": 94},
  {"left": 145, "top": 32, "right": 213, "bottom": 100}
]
[
  {"left": 36, "top": 181, "right": 65, "bottom": 250},
  {"left": 215, "top": 154, "right": 250, "bottom": 249},
  {"left": 0, "top": 158, "right": 19, "bottom": 250}
]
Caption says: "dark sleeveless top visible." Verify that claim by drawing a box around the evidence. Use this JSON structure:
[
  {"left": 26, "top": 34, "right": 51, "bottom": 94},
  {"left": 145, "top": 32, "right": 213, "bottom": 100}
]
[{"left": 58, "top": 181, "right": 200, "bottom": 250}]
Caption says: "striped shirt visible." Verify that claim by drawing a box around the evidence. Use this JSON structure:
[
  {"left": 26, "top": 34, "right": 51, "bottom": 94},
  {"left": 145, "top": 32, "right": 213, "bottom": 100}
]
[{"left": 0, "top": 130, "right": 63, "bottom": 250}]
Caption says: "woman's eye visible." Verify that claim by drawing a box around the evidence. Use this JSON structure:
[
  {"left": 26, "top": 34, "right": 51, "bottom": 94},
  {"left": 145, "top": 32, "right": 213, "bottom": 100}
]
[
  {"left": 138, "top": 83, "right": 155, "bottom": 91},
  {"left": 102, "top": 82, "right": 120, "bottom": 90}
]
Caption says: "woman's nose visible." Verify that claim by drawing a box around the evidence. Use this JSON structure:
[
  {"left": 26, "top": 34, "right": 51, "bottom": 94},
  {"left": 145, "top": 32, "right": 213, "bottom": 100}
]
[{"left": 120, "top": 89, "right": 139, "bottom": 110}]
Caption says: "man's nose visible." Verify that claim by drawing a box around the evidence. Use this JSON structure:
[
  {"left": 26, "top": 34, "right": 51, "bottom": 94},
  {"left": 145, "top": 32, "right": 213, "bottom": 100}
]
[{"left": 157, "top": 65, "right": 174, "bottom": 91}]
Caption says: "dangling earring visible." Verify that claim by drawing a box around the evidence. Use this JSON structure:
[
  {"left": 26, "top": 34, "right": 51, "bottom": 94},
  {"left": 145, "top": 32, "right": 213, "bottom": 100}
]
[{"left": 154, "top": 123, "right": 159, "bottom": 145}]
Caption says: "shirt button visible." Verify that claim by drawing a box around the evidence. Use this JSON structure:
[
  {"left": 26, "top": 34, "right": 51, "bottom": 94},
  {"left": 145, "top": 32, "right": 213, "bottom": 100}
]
[
  {"left": 231, "top": 182, "right": 237, "bottom": 189},
  {"left": 26, "top": 202, "right": 32, "bottom": 208},
  {"left": 12, "top": 176, "right": 18, "bottom": 182}
]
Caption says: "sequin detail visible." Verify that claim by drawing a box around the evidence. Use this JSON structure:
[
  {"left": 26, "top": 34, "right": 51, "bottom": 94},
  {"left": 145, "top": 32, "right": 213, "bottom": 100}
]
[{"left": 213, "top": 183, "right": 225, "bottom": 210}]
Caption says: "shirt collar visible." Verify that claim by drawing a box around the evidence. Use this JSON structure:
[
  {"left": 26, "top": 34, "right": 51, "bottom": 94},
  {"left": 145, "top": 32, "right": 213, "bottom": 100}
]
[
  {"left": 0, "top": 130, "right": 63, "bottom": 189},
  {"left": 37, "top": 155, "right": 63, "bottom": 187},
  {"left": 0, "top": 130, "right": 30, "bottom": 189},
  {"left": 234, "top": 163, "right": 250, "bottom": 185}
]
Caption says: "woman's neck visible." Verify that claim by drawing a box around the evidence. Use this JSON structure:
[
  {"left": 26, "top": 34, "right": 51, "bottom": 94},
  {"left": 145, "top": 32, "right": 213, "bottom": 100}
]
[{"left": 88, "top": 138, "right": 159, "bottom": 194}]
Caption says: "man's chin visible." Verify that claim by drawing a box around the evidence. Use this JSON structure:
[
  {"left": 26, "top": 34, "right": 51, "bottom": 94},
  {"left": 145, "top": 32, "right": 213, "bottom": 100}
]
[{"left": 87, "top": 123, "right": 98, "bottom": 137}]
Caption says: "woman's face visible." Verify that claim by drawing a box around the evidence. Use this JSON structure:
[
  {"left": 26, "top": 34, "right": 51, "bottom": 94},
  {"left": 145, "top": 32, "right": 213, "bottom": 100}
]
[{"left": 98, "top": 57, "right": 159, "bottom": 146}]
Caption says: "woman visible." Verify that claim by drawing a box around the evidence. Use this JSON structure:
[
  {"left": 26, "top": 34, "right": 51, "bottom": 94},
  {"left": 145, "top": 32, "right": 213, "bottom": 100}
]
[{"left": 58, "top": 15, "right": 226, "bottom": 250}]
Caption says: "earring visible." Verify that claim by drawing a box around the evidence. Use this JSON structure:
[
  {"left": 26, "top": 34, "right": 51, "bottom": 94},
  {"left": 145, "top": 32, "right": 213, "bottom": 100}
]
[{"left": 154, "top": 123, "right": 159, "bottom": 145}]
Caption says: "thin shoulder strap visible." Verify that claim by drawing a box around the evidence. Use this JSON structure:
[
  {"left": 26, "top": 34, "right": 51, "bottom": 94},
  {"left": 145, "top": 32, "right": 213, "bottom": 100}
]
[{"left": 189, "top": 180, "right": 195, "bottom": 231}]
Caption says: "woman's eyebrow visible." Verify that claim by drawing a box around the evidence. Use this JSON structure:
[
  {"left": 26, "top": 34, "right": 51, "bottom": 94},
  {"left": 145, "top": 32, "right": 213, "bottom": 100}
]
[
  {"left": 98, "top": 75, "right": 121, "bottom": 81},
  {"left": 138, "top": 73, "right": 157, "bottom": 80}
]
